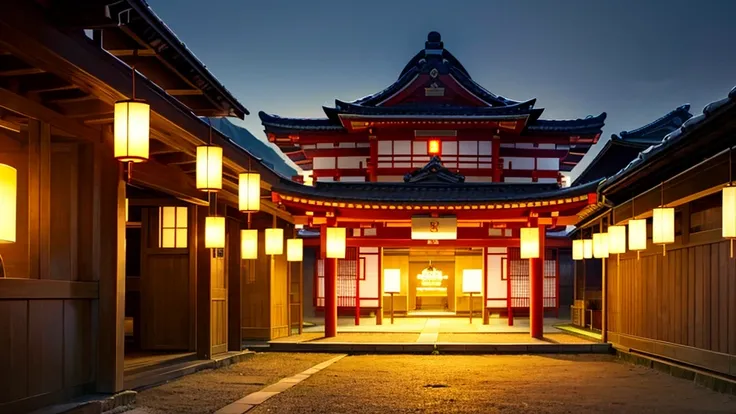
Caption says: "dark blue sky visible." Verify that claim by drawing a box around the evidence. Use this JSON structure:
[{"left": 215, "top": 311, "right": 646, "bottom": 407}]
[{"left": 149, "top": 0, "right": 736, "bottom": 177}]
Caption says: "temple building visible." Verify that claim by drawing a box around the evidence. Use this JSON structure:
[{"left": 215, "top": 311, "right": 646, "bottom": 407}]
[{"left": 260, "top": 32, "right": 606, "bottom": 334}]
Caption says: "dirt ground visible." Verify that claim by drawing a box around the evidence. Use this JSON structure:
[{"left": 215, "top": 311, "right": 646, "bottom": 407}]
[
  {"left": 251, "top": 354, "right": 736, "bottom": 414},
  {"left": 126, "top": 353, "right": 334, "bottom": 414}
]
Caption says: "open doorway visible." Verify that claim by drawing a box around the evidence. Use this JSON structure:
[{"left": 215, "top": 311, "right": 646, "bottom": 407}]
[{"left": 124, "top": 194, "right": 196, "bottom": 375}]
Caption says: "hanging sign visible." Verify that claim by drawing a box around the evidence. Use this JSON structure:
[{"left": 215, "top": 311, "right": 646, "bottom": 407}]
[{"left": 411, "top": 215, "right": 457, "bottom": 240}]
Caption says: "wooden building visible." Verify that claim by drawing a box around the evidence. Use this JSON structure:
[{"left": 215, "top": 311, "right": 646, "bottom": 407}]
[
  {"left": 0, "top": 1, "right": 300, "bottom": 412},
  {"left": 570, "top": 105, "right": 694, "bottom": 322},
  {"left": 261, "top": 32, "right": 607, "bottom": 335},
  {"left": 574, "top": 86, "right": 736, "bottom": 376}
]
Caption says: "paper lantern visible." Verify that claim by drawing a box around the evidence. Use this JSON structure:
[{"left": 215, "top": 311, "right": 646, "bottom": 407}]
[
  {"left": 384, "top": 268, "right": 401, "bottom": 294},
  {"left": 204, "top": 216, "right": 225, "bottom": 248},
  {"left": 428, "top": 140, "right": 440, "bottom": 155},
  {"left": 583, "top": 239, "right": 593, "bottom": 259},
  {"left": 652, "top": 208, "right": 675, "bottom": 245},
  {"left": 265, "top": 228, "right": 283, "bottom": 255},
  {"left": 608, "top": 225, "right": 627, "bottom": 254},
  {"left": 628, "top": 219, "right": 647, "bottom": 251},
  {"left": 0, "top": 163, "right": 16, "bottom": 243},
  {"left": 326, "top": 227, "right": 346, "bottom": 259},
  {"left": 723, "top": 187, "right": 736, "bottom": 238},
  {"left": 196, "top": 146, "right": 222, "bottom": 192},
  {"left": 462, "top": 269, "right": 483, "bottom": 294},
  {"left": 114, "top": 100, "right": 149, "bottom": 162},
  {"left": 520, "top": 227, "right": 539, "bottom": 259},
  {"left": 241, "top": 229, "right": 258, "bottom": 259},
  {"left": 287, "top": 238, "right": 303, "bottom": 262},
  {"left": 239, "top": 172, "right": 260, "bottom": 212},
  {"left": 572, "top": 239, "right": 584, "bottom": 260},
  {"left": 593, "top": 233, "right": 609, "bottom": 259}
]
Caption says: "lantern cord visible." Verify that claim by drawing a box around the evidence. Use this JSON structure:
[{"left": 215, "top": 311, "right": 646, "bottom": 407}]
[
  {"left": 0, "top": 253, "right": 6, "bottom": 278},
  {"left": 126, "top": 161, "right": 132, "bottom": 183},
  {"left": 208, "top": 117, "right": 213, "bottom": 145},
  {"left": 730, "top": 147, "right": 733, "bottom": 185},
  {"left": 131, "top": 65, "right": 136, "bottom": 100},
  {"left": 247, "top": 212, "right": 252, "bottom": 230}
]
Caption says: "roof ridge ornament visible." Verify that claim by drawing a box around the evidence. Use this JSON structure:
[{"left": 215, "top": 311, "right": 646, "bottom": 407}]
[{"left": 403, "top": 155, "right": 465, "bottom": 184}]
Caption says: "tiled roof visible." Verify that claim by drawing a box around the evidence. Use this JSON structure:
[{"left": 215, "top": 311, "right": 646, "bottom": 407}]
[
  {"left": 526, "top": 113, "right": 607, "bottom": 135},
  {"left": 601, "top": 86, "right": 736, "bottom": 194},
  {"left": 258, "top": 112, "right": 344, "bottom": 132},
  {"left": 616, "top": 104, "right": 692, "bottom": 143},
  {"left": 274, "top": 178, "right": 598, "bottom": 204}
]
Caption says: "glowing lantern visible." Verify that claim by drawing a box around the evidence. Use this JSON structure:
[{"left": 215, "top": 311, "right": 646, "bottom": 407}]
[
  {"left": 723, "top": 187, "right": 736, "bottom": 238},
  {"left": 239, "top": 172, "right": 260, "bottom": 212},
  {"left": 652, "top": 208, "right": 675, "bottom": 245},
  {"left": 0, "top": 163, "right": 17, "bottom": 243},
  {"left": 583, "top": 239, "right": 593, "bottom": 259},
  {"left": 608, "top": 225, "right": 627, "bottom": 255},
  {"left": 428, "top": 140, "right": 440, "bottom": 155},
  {"left": 241, "top": 229, "right": 258, "bottom": 259},
  {"left": 628, "top": 219, "right": 647, "bottom": 252},
  {"left": 204, "top": 216, "right": 225, "bottom": 248},
  {"left": 287, "top": 238, "right": 303, "bottom": 262},
  {"left": 383, "top": 268, "right": 401, "bottom": 294},
  {"left": 265, "top": 228, "right": 283, "bottom": 255},
  {"left": 114, "top": 100, "right": 149, "bottom": 162},
  {"left": 462, "top": 269, "right": 483, "bottom": 294},
  {"left": 572, "top": 239, "right": 584, "bottom": 260},
  {"left": 325, "top": 227, "right": 346, "bottom": 259},
  {"left": 593, "top": 233, "right": 609, "bottom": 259},
  {"left": 196, "top": 146, "right": 222, "bottom": 192},
  {"left": 520, "top": 227, "right": 540, "bottom": 259}
]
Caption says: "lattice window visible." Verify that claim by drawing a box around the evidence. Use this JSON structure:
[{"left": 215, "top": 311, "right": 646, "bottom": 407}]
[{"left": 159, "top": 206, "right": 187, "bottom": 248}]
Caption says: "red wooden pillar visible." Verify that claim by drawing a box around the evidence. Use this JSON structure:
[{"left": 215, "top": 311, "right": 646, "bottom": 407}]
[
  {"left": 529, "top": 225, "right": 545, "bottom": 339},
  {"left": 322, "top": 224, "right": 338, "bottom": 337},
  {"left": 368, "top": 134, "right": 378, "bottom": 182},
  {"left": 355, "top": 254, "right": 361, "bottom": 326},
  {"left": 492, "top": 133, "right": 501, "bottom": 182}
]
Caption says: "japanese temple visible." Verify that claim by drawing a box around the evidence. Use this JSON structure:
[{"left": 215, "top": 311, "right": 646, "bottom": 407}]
[
  {"left": 3, "top": 1, "right": 736, "bottom": 411},
  {"left": 261, "top": 32, "right": 606, "bottom": 335}
]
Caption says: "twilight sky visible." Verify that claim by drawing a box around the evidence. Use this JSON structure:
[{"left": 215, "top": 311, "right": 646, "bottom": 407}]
[{"left": 148, "top": 0, "right": 736, "bottom": 178}]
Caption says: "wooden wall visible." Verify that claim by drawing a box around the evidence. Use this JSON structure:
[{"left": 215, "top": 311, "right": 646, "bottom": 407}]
[
  {"left": 0, "top": 128, "right": 98, "bottom": 413},
  {"left": 607, "top": 232, "right": 736, "bottom": 377}
]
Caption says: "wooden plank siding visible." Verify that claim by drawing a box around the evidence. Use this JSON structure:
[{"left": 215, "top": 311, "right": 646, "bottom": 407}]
[
  {"left": 0, "top": 131, "right": 99, "bottom": 412},
  {"left": 607, "top": 233, "right": 736, "bottom": 376}
]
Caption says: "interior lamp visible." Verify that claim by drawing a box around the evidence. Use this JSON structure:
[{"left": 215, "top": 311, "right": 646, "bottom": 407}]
[
  {"left": 383, "top": 268, "right": 401, "bottom": 324},
  {"left": 0, "top": 163, "right": 17, "bottom": 278},
  {"left": 287, "top": 238, "right": 303, "bottom": 262},
  {"left": 196, "top": 145, "right": 223, "bottom": 192},
  {"left": 241, "top": 229, "right": 258, "bottom": 259},
  {"left": 325, "top": 227, "right": 346, "bottom": 259},
  {"left": 520, "top": 227, "right": 539, "bottom": 259},
  {"left": 265, "top": 228, "right": 284, "bottom": 255},
  {"left": 428, "top": 140, "right": 441, "bottom": 155}
]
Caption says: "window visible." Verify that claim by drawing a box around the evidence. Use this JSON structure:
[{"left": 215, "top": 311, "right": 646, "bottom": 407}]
[{"left": 159, "top": 206, "right": 188, "bottom": 248}]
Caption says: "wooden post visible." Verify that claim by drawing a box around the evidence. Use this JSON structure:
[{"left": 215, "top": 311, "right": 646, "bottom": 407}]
[
  {"left": 529, "top": 225, "right": 545, "bottom": 339},
  {"left": 95, "top": 141, "right": 126, "bottom": 393},
  {"left": 321, "top": 223, "right": 338, "bottom": 337},
  {"left": 507, "top": 248, "right": 513, "bottom": 326},
  {"left": 469, "top": 292, "right": 473, "bottom": 324},
  {"left": 390, "top": 292, "right": 394, "bottom": 324},
  {"left": 227, "top": 215, "right": 242, "bottom": 351},
  {"left": 601, "top": 256, "right": 608, "bottom": 343},
  {"left": 196, "top": 205, "right": 213, "bottom": 359}
]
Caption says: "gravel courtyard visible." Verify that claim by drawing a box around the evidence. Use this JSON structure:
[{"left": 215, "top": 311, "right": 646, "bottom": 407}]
[{"left": 251, "top": 354, "right": 736, "bottom": 414}]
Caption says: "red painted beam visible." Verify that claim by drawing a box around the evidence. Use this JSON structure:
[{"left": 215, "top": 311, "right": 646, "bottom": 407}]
[{"left": 302, "top": 237, "right": 572, "bottom": 249}]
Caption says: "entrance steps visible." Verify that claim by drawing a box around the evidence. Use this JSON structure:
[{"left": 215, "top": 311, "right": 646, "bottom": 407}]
[{"left": 267, "top": 341, "right": 612, "bottom": 355}]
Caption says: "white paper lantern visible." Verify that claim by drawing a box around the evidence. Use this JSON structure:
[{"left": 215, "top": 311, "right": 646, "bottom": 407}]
[
  {"left": 520, "top": 227, "right": 540, "bottom": 259},
  {"left": 593, "top": 232, "right": 609, "bottom": 259},
  {"left": 608, "top": 225, "right": 627, "bottom": 254},
  {"left": 383, "top": 268, "right": 401, "bottom": 294}
]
